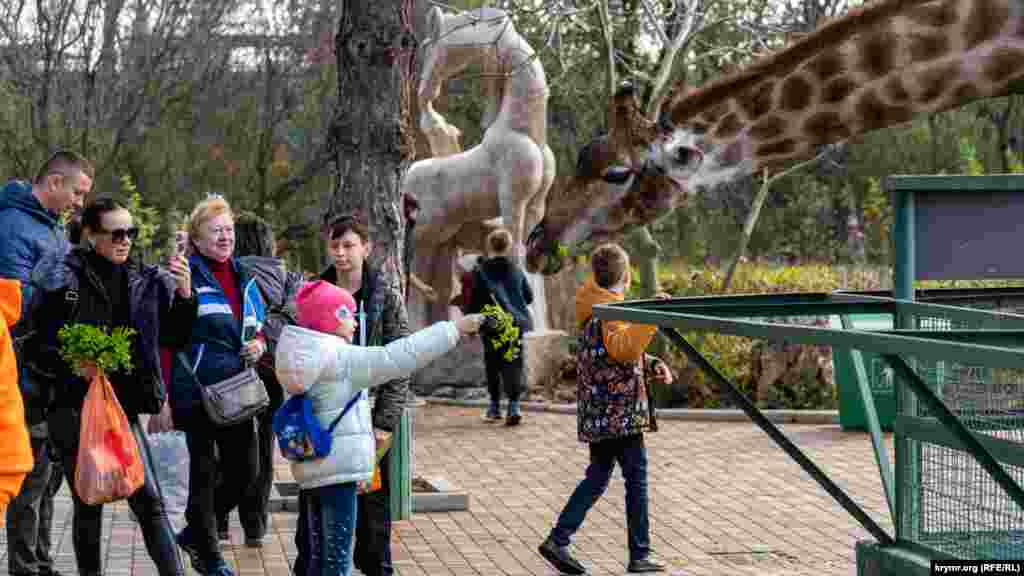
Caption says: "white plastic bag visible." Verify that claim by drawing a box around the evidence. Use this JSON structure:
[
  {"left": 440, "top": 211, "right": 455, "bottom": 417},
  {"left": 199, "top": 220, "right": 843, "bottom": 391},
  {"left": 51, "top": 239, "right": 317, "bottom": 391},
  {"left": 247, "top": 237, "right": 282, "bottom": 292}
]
[{"left": 146, "top": 431, "right": 189, "bottom": 531}]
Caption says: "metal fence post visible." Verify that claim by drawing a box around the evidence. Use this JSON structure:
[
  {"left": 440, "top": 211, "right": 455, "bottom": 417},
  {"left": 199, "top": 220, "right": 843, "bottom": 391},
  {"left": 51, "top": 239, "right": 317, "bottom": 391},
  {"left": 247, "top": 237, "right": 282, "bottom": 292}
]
[{"left": 388, "top": 407, "right": 413, "bottom": 520}]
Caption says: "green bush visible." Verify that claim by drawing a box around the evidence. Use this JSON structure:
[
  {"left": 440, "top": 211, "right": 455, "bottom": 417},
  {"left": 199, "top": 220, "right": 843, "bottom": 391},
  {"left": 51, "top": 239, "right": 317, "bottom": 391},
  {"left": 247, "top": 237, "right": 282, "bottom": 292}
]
[{"left": 650, "top": 262, "right": 886, "bottom": 409}]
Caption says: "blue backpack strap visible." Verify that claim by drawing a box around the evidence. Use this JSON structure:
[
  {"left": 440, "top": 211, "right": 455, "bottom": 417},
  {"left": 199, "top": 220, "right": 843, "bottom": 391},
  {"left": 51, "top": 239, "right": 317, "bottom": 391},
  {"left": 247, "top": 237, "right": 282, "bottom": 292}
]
[{"left": 326, "top": 390, "right": 363, "bottom": 434}]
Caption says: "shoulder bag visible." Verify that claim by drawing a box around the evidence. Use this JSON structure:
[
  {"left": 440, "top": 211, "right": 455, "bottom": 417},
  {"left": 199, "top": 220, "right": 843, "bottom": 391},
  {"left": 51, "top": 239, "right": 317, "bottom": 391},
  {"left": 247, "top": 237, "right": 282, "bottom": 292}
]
[{"left": 177, "top": 351, "right": 269, "bottom": 427}]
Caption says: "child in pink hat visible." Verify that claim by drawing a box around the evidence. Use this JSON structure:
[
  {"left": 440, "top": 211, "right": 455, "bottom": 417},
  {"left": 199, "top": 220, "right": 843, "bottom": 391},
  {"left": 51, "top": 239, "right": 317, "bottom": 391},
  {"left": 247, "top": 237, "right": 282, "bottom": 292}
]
[
  {"left": 294, "top": 280, "right": 359, "bottom": 341},
  {"left": 277, "top": 279, "right": 483, "bottom": 576}
]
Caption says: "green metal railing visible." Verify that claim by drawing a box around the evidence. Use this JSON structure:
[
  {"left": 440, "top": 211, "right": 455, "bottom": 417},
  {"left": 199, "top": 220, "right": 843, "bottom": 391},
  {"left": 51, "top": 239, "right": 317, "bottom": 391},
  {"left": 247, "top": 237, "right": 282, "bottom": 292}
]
[{"left": 593, "top": 292, "right": 1024, "bottom": 563}]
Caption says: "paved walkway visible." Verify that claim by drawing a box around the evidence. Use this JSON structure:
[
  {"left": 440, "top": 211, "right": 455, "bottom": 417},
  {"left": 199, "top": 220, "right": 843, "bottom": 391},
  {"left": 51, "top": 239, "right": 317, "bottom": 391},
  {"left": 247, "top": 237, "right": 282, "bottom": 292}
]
[{"left": 1, "top": 404, "right": 893, "bottom": 575}]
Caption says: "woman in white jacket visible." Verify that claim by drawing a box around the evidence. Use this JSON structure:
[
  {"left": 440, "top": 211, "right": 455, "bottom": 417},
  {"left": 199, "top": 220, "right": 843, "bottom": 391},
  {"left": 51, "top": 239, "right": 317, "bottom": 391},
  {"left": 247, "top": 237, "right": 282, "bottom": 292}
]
[{"left": 276, "top": 280, "right": 483, "bottom": 576}]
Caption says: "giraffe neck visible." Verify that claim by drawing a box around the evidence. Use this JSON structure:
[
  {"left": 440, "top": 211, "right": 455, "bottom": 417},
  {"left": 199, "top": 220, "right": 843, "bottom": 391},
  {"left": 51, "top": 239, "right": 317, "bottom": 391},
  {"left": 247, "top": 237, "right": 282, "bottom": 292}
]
[
  {"left": 493, "top": 32, "right": 549, "bottom": 147},
  {"left": 685, "top": 0, "right": 1024, "bottom": 178}
]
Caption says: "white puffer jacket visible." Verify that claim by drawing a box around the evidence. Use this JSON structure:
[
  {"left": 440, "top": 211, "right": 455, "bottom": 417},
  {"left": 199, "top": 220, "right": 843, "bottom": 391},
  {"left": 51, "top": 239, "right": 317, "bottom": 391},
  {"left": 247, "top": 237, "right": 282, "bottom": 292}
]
[{"left": 275, "top": 321, "right": 460, "bottom": 489}]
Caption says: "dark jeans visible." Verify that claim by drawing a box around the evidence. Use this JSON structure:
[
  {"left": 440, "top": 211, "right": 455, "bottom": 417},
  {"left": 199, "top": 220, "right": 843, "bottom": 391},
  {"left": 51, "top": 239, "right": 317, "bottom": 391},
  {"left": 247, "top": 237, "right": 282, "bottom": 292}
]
[
  {"left": 6, "top": 437, "right": 63, "bottom": 576},
  {"left": 293, "top": 482, "right": 359, "bottom": 576},
  {"left": 483, "top": 336, "right": 523, "bottom": 413},
  {"left": 226, "top": 363, "right": 282, "bottom": 539},
  {"left": 353, "top": 448, "right": 393, "bottom": 576},
  {"left": 550, "top": 434, "right": 651, "bottom": 562},
  {"left": 49, "top": 410, "right": 184, "bottom": 576},
  {"left": 184, "top": 417, "right": 258, "bottom": 564}
]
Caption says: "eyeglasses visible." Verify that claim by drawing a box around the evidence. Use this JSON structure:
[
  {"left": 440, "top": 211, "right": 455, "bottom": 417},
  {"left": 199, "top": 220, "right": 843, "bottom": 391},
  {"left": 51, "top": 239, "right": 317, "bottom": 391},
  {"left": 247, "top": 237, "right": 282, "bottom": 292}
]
[
  {"left": 206, "top": 226, "right": 234, "bottom": 237},
  {"left": 101, "top": 227, "right": 139, "bottom": 243}
]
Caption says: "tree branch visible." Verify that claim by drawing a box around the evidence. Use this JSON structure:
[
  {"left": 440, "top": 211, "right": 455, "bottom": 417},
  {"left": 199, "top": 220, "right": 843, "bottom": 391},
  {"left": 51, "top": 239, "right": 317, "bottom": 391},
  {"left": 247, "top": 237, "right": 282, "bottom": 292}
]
[
  {"left": 721, "top": 148, "right": 831, "bottom": 290},
  {"left": 644, "top": 0, "right": 702, "bottom": 120},
  {"left": 596, "top": 0, "right": 617, "bottom": 97}
]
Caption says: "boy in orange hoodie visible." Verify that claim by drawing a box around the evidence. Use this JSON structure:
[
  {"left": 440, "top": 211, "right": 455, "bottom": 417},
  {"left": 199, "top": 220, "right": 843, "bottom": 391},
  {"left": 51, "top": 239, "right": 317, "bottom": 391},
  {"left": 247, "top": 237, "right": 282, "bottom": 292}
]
[
  {"left": 0, "top": 279, "right": 34, "bottom": 521},
  {"left": 538, "top": 243, "right": 673, "bottom": 575}
]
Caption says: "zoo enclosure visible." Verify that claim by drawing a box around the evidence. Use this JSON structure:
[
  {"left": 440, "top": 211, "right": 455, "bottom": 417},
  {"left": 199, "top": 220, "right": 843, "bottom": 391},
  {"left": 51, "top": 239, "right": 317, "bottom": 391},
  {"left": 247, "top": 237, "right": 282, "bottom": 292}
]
[{"left": 593, "top": 292, "right": 1024, "bottom": 574}]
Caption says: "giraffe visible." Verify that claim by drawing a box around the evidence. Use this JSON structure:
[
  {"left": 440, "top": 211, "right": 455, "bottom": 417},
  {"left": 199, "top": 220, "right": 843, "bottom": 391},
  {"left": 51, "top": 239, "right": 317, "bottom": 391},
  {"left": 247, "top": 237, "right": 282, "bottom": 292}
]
[{"left": 525, "top": 0, "right": 1024, "bottom": 275}]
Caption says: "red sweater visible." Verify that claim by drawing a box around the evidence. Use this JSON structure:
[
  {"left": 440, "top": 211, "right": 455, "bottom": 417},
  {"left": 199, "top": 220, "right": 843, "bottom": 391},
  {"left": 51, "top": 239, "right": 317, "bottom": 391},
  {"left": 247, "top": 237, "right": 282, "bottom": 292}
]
[
  {"left": 208, "top": 258, "right": 242, "bottom": 319},
  {"left": 208, "top": 258, "right": 263, "bottom": 344}
]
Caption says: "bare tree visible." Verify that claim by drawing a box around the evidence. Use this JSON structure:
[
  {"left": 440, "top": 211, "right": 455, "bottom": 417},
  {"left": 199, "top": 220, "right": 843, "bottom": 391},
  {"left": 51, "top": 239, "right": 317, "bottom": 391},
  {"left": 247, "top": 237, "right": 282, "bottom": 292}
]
[{"left": 0, "top": 0, "right": 243, "bottom": 182}]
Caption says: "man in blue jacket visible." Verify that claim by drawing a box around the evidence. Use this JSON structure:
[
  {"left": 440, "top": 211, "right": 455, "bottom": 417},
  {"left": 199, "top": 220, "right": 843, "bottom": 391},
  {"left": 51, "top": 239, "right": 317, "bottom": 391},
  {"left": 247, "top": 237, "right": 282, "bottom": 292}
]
[{"left": 0, "top": 150, "right": 92, "bottom": 576}]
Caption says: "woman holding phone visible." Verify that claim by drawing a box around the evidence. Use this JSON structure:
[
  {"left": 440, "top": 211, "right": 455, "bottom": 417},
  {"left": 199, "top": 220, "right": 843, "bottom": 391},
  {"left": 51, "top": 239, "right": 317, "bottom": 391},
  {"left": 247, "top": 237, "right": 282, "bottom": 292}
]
[{"left": 167, "top": 195, "right": 265, "bottom": 576}]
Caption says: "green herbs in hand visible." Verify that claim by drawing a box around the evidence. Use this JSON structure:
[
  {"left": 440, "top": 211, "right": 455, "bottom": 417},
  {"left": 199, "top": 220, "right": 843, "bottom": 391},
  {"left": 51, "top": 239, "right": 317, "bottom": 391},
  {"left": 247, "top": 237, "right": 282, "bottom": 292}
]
[
  {"left": 58, "top": 324, "right": 136, "bottom": 378},
  {"left": 480, "top": 304, "right": 521, "bottom": 361}
]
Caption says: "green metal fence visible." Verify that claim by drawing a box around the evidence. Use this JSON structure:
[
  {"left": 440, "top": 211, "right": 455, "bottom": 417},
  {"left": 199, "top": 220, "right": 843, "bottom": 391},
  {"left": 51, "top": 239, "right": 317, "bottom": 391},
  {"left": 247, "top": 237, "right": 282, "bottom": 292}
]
[
  {"left": 833, "top": 289, "right": 1024, "bottom": 432},
  {"left": 895, "top": 357, "right": 1024, "bottom": 560},
  {"left": 592, "top": 292, "right": 1024, "bottom": 570}
]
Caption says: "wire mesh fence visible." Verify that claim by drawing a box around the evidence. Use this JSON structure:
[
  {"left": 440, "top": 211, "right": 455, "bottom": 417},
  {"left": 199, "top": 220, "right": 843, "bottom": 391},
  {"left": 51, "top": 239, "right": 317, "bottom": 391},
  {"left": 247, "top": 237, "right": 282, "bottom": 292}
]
[
  {"left": 897, "top": 355, "right": 1024, "bottom": 560},
  {"left": 596, "top": 291, "right": 1024, "bottom": 561}
]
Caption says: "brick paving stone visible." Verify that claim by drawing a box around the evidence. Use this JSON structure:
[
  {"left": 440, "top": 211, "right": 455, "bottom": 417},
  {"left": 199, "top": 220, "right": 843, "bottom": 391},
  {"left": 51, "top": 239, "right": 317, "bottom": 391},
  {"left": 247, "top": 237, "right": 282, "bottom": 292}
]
[{"left": 0, "top": 405, "right": 893, "bottom": 575}]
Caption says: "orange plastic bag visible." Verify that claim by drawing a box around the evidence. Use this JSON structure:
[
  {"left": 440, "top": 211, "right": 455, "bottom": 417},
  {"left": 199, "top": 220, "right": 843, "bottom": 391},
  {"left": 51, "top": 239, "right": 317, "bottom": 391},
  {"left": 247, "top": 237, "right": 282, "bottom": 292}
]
[
  {"left": 358, "top": 431, "right": 392, "bottom": 494},
  {"left": 75, "top": 373, "right": 145, "bottom": 505}
]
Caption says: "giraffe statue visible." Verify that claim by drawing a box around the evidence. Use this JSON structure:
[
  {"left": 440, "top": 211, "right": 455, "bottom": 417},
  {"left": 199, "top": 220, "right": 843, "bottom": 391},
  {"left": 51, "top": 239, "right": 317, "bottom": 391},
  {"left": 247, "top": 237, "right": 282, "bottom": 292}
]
[
  {"left": 525, "top": 0, "right": 1024, "bottom": 275},
  {"left": 403, "top": 6, "right": 556, "bottom": 325}
]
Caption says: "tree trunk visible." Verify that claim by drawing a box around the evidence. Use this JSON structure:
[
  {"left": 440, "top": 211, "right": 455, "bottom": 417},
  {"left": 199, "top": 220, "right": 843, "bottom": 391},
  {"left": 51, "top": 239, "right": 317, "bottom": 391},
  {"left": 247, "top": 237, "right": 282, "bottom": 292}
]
[{"left": 328, "top": 0, "right": 417, "bottom": 293}]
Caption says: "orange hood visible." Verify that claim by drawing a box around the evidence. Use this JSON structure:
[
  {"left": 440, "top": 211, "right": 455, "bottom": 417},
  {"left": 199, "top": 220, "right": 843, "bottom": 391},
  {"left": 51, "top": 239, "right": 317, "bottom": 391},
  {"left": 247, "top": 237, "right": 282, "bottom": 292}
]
[
  {"left": 0, "top": 279, "right": 20, "bottom": 328},
  {"left": 575, "top": 279, "right": 622, "bottom": 329},
  {"left": 574, "top": 278, "right": 656, "bottom": 364}
]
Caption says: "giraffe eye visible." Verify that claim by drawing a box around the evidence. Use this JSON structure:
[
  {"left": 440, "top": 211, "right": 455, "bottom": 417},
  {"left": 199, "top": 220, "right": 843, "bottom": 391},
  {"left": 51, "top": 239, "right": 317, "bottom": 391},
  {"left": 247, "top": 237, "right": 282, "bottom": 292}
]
[{"left": 676, "top": 146, "right": 701, "bottom": 167}]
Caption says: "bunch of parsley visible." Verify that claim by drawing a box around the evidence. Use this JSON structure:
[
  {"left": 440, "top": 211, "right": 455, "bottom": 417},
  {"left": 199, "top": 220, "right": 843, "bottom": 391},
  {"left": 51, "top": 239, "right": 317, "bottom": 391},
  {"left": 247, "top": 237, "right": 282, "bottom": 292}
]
[{"left": 58, "top": 324, "right": 136, "bottom": 377}]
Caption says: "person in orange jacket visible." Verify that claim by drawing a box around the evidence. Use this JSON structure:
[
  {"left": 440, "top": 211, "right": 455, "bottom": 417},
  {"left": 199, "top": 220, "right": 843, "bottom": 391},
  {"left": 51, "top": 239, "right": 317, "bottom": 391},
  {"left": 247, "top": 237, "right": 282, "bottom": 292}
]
[{"left": 0, "top": 278, "right": 34, "bottom": 520}]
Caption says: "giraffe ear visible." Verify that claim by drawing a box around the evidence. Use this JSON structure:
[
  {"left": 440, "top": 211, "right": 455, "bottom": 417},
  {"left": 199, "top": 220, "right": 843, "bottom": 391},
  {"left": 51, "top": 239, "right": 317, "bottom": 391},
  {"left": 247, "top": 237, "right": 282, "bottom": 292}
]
[{"left": 663, "top": 0, "right": 1024, "bottom": 174}]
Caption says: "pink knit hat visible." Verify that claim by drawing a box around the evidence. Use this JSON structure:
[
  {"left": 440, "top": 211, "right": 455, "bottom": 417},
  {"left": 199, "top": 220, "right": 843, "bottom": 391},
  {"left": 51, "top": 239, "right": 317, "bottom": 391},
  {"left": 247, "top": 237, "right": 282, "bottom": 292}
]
[{"left": 295, "top": 280, "right": 357, "bottom": 335}]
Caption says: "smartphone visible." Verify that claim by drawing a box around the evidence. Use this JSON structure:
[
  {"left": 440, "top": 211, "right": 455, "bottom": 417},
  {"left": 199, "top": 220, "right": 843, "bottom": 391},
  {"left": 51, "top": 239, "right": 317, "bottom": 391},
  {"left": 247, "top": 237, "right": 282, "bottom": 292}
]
[{"left": 175, "top": 231, "right": 187, "bottom": 257}]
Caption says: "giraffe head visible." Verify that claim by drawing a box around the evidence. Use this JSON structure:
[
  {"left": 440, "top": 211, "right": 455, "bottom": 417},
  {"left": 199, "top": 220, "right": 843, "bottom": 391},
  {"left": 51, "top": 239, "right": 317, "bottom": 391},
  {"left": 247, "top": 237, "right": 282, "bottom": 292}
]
[
  {"left": 525, "top": 127, "right": 708, "bottom": 275},
  {"left": 528, "top": 0, "right": 1024, "bottom": 275}
]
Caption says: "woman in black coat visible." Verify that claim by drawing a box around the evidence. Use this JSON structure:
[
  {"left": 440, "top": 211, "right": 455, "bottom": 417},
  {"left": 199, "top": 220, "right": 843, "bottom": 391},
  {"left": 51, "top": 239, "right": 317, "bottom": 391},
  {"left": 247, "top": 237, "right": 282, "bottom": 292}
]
[{"left": 30, "top": 198, "right": 196, "bottom": 576}]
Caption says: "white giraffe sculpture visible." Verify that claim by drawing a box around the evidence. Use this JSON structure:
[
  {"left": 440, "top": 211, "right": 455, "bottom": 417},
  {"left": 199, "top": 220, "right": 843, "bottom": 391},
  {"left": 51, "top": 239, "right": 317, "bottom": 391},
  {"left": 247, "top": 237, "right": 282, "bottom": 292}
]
[{"left": 403, "top": 6, "right": 556, "bottom": 327}]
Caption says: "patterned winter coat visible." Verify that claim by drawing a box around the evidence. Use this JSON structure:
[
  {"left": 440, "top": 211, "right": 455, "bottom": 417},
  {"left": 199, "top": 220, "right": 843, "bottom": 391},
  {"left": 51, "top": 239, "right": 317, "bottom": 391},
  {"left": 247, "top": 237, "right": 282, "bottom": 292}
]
[{"left": 575, "top": 280, "right": 657, "bottom": 443}]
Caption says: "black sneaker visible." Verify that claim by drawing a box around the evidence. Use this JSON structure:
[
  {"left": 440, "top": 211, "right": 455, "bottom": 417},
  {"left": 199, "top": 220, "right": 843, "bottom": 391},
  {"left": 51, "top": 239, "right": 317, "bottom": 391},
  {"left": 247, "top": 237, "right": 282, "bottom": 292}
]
[
  {"left": 176, "top": 527, "right": 203, "bottom": 573},
  {"left": 505, "top": 414, "right": 522, "bottom": 427},
  {"left": 538, "top": 536, "right": 586, "bottom": 575},
  {"left": 627, "top": 557, "right": 665, "bottom": 573}
]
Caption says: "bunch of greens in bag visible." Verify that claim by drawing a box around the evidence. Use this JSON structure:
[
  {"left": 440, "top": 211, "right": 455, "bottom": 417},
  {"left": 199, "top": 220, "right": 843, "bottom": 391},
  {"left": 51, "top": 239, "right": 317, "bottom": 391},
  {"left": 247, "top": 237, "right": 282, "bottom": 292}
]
[
  {"left": 58, "top": 324, "right": 136, "bottom": 377},
  {"left": 480, "top": 304, "right": 521, "bottom": 361}
]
